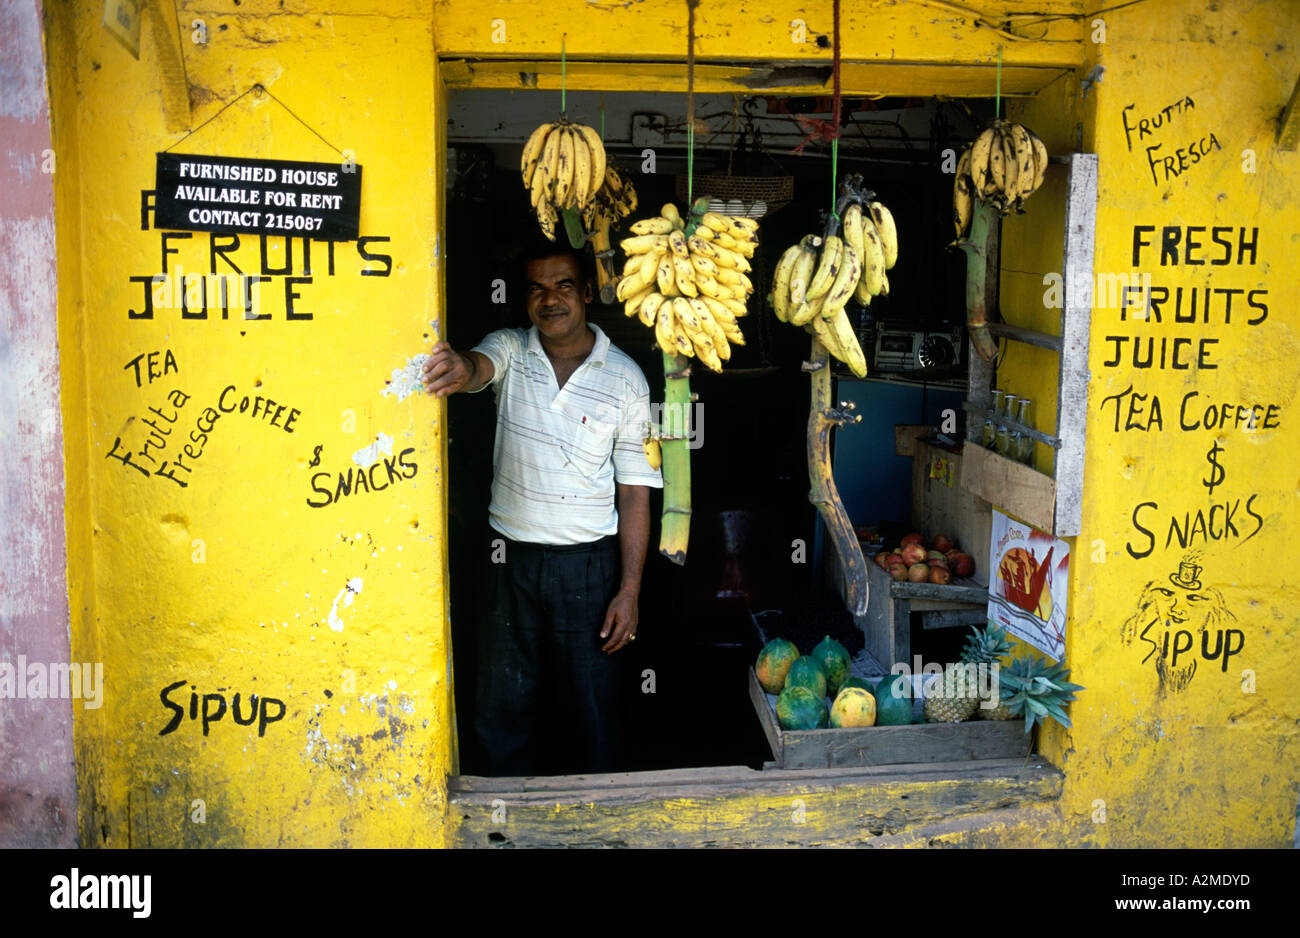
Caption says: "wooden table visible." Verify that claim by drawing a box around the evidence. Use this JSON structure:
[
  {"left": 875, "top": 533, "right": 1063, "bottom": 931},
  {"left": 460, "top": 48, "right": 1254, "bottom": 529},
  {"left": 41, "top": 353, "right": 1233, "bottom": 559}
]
[{"left": 857, "top": 556, "right": 989, "bottom": 671}]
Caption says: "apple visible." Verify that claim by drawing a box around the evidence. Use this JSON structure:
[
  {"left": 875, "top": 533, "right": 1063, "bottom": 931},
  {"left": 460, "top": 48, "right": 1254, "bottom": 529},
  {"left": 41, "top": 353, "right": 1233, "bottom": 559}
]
[
  {"left": 883, "top": 552, "right": 903, "bottom": 568},
  {"left": 908, "top": 563, "right": 930, "bottom": 582},
  {"left": 928, "top": 566, "right": 952, "bottom": 585},
  {"left": 900, "top": 533, "right": 925, "bottom": 548},
  {"left": 900, "top": 543, "right": 927, "bottom": 565},
  {"left": 927, "top": 558, "right": 948, "bottom": 568},
  {"left": 874, "top": 552, "right": 888, "bottom": 569},
  {"left": 888, "top": 562, "right": 909, "bottom": 581},
  {"left": 951, "top": 552, "right": 975, "bottom": 578},
  {"left": 927, "top": 550, "right": 948, "bottom": 563},
  {"left": 945, "top": 548, "right": 963, "bottom": 566},
  {"left": 931, "top": 534, "right": 953, "bottom": 553}
]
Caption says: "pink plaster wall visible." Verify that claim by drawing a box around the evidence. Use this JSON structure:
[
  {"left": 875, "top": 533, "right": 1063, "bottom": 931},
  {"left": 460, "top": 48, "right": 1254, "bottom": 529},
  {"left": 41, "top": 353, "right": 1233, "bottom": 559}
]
[{"left": 0, "top": 0, "right": 76, "bottom": 848}]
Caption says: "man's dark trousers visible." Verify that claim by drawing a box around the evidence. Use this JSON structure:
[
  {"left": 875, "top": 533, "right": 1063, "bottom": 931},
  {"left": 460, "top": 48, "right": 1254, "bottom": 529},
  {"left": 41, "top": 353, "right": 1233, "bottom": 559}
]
[{"left": 476, "top": 534, "right": 624, "bottom": 776}]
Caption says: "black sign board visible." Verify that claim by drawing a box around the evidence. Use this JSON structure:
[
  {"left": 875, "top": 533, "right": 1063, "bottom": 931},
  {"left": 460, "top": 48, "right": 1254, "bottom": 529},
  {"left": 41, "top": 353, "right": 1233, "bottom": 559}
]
[{"left": 154, "top": 152, "right": 362, "bottom": 241}]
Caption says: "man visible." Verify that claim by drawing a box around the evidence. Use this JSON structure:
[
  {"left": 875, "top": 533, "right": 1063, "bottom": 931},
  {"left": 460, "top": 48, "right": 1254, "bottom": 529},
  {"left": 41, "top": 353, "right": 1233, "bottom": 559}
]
[{"left": 421, "top": 241, "right": 662, "bottom": 776}]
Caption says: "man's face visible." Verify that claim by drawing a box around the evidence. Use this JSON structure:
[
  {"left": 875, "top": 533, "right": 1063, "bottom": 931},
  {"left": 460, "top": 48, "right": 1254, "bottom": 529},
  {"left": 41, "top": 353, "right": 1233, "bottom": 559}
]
[{"left": 524, "top": 254, "right": 592, "bottom": 342}]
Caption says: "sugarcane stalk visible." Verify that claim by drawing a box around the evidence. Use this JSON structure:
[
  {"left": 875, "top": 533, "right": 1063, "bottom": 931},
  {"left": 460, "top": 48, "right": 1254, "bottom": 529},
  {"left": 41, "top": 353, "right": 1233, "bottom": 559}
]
[
  {"left": 805, "top": 336, "right": 868, "bottom": 616},
  {"left": 957, "top": 198, "right": 1000, "bottom": 363},
  {"left": 658, "top": 350, "right": 693, "bottom": 565}
]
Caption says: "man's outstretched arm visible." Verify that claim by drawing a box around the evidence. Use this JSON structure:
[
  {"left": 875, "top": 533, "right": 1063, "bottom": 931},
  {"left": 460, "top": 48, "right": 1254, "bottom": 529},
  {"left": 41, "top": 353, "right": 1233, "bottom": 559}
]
[{"left": 421, "top": 341, "right": 495, "bottom": 396}]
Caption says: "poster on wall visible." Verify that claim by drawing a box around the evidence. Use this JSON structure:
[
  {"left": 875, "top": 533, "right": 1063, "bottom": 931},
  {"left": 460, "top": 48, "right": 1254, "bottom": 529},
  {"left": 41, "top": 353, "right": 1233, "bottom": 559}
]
[{"left": 987, "top": 508, "right": 1070, "bottom": 660}]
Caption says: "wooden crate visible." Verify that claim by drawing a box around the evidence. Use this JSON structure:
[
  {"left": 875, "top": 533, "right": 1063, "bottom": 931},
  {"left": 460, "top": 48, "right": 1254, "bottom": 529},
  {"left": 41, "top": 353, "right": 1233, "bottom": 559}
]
[{"left": 749, "top": 669, "right": 1032, "bottom": 769}]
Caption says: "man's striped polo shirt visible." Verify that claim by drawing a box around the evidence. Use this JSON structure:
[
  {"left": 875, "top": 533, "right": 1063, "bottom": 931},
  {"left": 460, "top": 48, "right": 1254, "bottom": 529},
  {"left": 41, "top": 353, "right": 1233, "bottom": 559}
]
[{"left": 471, "top": 322, "right": 663, "bottom": 545}]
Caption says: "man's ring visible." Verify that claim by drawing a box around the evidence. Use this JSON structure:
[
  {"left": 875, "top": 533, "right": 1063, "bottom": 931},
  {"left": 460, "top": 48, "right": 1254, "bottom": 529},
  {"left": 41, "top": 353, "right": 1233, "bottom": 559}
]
[{"left": 629, "top": 634, "right": 637, "bottom": 641}]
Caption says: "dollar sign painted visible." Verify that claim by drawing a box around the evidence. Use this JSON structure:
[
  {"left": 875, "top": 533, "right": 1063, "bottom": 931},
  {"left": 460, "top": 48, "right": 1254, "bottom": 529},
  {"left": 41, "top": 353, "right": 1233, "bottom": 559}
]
[
  {"left": 1202, "top": 441, "right": 1225, "bottom": 496},
  {"left": 308, "top": 445, "right": 322, "bottom": 468}
]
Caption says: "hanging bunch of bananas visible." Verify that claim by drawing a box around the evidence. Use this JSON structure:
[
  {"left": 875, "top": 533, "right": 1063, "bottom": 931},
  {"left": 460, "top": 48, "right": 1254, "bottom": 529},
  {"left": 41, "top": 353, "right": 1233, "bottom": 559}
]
[
  {"left": 769, "top": 177, "right": 896, "bottom": 378},
  {"left": 614, "top": 202, "right": 758, "bottom": 373},
  {"left": 953, "top": 119, "right": 1049, "bottom": 237},
  {"left": 520, "top": 118, "right": 608, "bottom": 241},
  {"left": 583, "top": 166, "right": 638, "bottom": 302}
]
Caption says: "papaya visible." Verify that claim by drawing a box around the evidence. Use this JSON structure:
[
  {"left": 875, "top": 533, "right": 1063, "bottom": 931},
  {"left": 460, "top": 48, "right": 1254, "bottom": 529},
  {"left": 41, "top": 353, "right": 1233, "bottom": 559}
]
[
  {"left": 784, "top": 656, "right": 827, "bottom": 698},
  {"left": 776, "top": 685, "right": 829, "bottom": 730},
  {"left": 811, "top": 634, "right": 851, "bottom": 696},
  {"left": 754, "top": 638, "right": 800, "bottom": 694},
  {"left": 839, "top": 676, "right": 873, "bottom": 693},
  {"left": 829, "top": 686, "right": 877, "bottom": 727},
  {"left": 874, "top": 673, "right": 914, "bottom": 725}
]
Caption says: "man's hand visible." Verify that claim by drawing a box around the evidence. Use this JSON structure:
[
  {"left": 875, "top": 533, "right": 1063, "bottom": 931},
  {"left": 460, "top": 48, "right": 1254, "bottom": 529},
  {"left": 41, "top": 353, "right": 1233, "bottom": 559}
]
[
  {"left": 422, "top": 341, "right": 479, "bottom": 397},
  {"left": 599, "top": 589, "right": 639, "bottom": 654}
]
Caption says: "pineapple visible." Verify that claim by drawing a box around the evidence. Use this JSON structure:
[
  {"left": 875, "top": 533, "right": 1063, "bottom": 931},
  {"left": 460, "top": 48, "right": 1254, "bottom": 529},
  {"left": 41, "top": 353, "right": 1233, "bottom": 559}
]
[
  {"left": 999, "top": 653, "right": 1085, "bottom": 733},
  {"left": 962, "top": 623, "right": 1017, "bottom": 721},
  {"left": 922, "top": 663, "right": 981, "bottom": 722}
]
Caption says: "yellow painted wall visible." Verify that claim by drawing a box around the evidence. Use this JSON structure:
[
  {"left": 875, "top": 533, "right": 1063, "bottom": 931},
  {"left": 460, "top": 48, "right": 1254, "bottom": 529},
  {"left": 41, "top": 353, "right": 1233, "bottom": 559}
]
[
  {"left": 1048, "top": 0, "right": 1300, "bottom": 847},
  {"left": 50, "top": 0, "right": 453, "bottom": 847}
]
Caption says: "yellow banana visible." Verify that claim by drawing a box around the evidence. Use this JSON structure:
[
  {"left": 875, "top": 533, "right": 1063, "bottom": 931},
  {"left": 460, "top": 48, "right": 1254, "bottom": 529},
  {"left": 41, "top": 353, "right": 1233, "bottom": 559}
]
[
  {"left": 789, "top": 290, "right": 827, "bottom": 327},
  {"left": 770, "top": 243, "right": 802, "bottom": 322},
  {"left": 638, "top": 291, "right": 665, "bottom": 328},
  {"left": 693, "top": 335, "right": 723, "bottom": 372},
  {"left": 537, "top": 199, "right": 557, "bottom": 242},
  {"left": 574, "top": 123, "right": 606, "bottom": 205},
  {"left": 1000, "top": 124, "right": 1019, "bottom": 199},
  {"left": 719, "top": 296, "right": 748, "bottom": 318},
  {"left": 1010, "top": 124, "right": 1036, "bottom": 200},
  {"left": 630, "top": 217, "right": 676, "bottom": 235},
  {"left": 822, "top": 238, "right": 861, "bottom": 318},
  {"left": 691, "top": 225, "right": 715, "bottom": 241},
  {"left": 720, "top": 320, "right": 745, "bottom": 345},
  {"left": 729, "top": 216, "right": 759, "bottom": 237},
  {"left": 668, "top": 230, "right": 690, "bottom": 258},
  {"left": 701, "top": 295, "right": 737, "bottom": 330},
  {"left": 654, "top": 300, "right": 678, "bottom": 355},
  {"left": 788, "top": 235, "right": 820, "bottom": 305},
  {"left": 690, "top": 253, "right": 719, "bottom": 278},
  {"left": 869, "top": 201, "right": 898, "bottom": 269},
  {"left": 620, "top": 234, "right": 669, "bottom": 255},
  {"left": 1030, "top": 131, "right": 1049, "bottom": 194},
  {"left": 818, "top": 309, "right": 867, "bottom": 377},
  {"left": 617, "top": 268, "right": 653, "bottom": 302},
  {"left": 642, "top": 438, "right": 662, "bottom": 471},
  {"left": 700, "top": 212, "right": 730, "bottom": 233},
  {"left": 806, "top": 236, "right": 842, "bottom": 302},
  {"left": 673, "top": 255, "right": 698, "bottom": 297},
  {"left": 521, "top": 122, "right": 552, "bottom": 189},
  {"left": 671, "top": 296, "right": 704, "bottom": 339},
  {"left": 656, "top": 255, "right": 676, "bottom": 296},
  {"left": 570, "top": 128, "right": 592, "bottom": 209},
  {"left": 553, "top": 127, "right": 575, "bottom": 208},
  {"left": 861, "top": 223, "right": 886, "bottom": 296},
  {"left": 694, "top": 273, "right": 723, "bottom": 299},
  {"left": 624, "top": 285, "right": 653, "bottom": 318},
  {"left": 842, "top": 203, "right": 866, "bottom": 272},
  {"left": 672, "top": 326, "right": 694, "bottom": 359},
  {"left": 970, "top": 126, "right": 994, "bottom": 197},
  {"left": 662, "top": 203, "right": 683, "bottom": 229},
  {"left": 954, "top": 147, "right": 974, "bottom": 238},
  {"left": 987, "top": 125, "right": 1006, "bottom": 196}
]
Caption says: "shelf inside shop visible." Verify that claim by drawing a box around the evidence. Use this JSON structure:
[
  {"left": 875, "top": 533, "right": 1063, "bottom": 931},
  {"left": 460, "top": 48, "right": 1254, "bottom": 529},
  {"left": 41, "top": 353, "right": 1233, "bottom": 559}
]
[
  {"left": 960, "top": 402, "right": 1061, "bottom": 448},
  {"left": 960, "top": 442, "right": 1057, "bottom": 535},
  {"left": 984, "top": 321, "right": 1062, "bottom": 352}
]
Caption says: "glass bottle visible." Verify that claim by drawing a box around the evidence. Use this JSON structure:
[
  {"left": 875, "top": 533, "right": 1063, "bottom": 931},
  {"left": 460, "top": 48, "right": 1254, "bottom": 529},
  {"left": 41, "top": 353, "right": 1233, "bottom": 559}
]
[
  {"left": 990, "top": 389, "right": 1005, "bottom": 419},
  {"left": 982, "top": 419, "right": 997, "bottom": 448},
  {"left": 1016, "top": 397, "right": 1032, "bottom": 430},
  {"left": 996, "top": 426, "right": 1012, "bottom": 457},
  {"left": 1018, "top": 432, "right": 1035, "bottom": 466}
]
